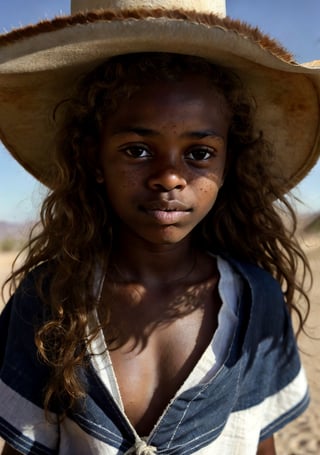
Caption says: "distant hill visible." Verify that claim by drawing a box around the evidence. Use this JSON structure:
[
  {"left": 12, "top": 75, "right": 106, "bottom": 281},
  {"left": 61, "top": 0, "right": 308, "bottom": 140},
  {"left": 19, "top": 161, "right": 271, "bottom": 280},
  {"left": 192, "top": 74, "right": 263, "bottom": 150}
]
[
  {"left": 0, "top": 221, "right": 34, "bottom": 251},
  {"left": 303, "top": 213, "right": 320, "bottom": 235},
  {"left": 0, "top": 221, "right": 32, "bottom": 241}
]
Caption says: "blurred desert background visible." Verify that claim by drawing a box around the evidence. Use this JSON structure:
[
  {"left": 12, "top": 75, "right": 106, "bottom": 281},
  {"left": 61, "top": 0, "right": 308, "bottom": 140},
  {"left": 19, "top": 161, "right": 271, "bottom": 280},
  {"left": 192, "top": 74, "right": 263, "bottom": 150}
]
[{"left": 0, "top": 216, "right": 319, "bottom": 454}]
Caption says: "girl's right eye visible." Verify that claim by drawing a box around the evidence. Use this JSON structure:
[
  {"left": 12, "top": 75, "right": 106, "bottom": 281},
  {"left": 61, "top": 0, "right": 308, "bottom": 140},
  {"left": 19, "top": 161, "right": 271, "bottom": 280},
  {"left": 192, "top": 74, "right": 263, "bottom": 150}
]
[{"left": 121, "top": 145, "right": 151, "bottom": 158}]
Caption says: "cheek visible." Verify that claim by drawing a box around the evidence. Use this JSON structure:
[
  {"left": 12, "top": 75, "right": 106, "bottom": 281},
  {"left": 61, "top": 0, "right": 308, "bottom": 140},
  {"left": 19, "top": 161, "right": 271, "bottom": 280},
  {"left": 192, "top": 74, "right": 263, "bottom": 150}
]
[
  {"left": 197, "top": 173, "right": 221, "bottom": 192},
  {"left": 119, "top": 169, "right": 138, "bottom": 186},
  {"left": 198, "top": 181, "right": 216, "bottom": 193},
  {"left": 196, "top": 180, "right": 221, "bottom": 209},
  {"left": 104, "top": 168, "right": 137, "bottom": 192}
]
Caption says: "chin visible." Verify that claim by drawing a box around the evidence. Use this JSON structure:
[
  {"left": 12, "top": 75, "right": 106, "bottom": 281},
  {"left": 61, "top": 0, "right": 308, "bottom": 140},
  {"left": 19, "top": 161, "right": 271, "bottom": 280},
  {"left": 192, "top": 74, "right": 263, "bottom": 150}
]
[{"left": 142, "top": 227, "right": 191, "bottom": 245}]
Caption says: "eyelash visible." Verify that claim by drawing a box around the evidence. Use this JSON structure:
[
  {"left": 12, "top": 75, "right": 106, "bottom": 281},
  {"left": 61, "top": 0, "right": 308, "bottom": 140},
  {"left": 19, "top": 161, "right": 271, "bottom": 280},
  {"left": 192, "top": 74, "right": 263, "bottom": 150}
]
[
  {"left": 185, "top": 147, "right": 216, "bottom": 161},
  {"left": 121, "top": 145, "right": 151, "bottom": 158},
  {"left": 120, "top": 144, "right": 216, "bottom": 161}
]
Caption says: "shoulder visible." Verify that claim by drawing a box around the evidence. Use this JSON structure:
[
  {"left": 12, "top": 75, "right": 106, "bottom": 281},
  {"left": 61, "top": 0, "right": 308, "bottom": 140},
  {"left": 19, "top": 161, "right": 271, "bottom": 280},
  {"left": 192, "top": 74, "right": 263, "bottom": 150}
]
[
  {"left": 0, "top": 261, "right": 55, "bottom": 372},
  {"left": 224, "top": 256, "right": 280, "bottom": 289},
  {"left": 221, "top": 255, "right": 284, "bottom": 308},
  {"left": 1, "top": 260, "right": 54, "bottom": 331},
  {"left": 219, "top": 255, "right": 290, "bottom": 340},
  {"left": 3, "top": 260, "right": 55, "bottom": 321},
  {"left": 216, "top": 256, "right": 308, "bottom": 436},
  {"left": 0, "top": 265, "right": 55, "bottom": 409}
]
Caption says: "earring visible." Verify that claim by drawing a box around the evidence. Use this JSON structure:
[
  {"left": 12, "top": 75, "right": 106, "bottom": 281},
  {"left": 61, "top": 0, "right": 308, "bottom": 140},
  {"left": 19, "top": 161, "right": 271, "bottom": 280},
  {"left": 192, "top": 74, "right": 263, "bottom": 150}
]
[{"left": 96, "top": 169, "right": 104, "bottom": 183}]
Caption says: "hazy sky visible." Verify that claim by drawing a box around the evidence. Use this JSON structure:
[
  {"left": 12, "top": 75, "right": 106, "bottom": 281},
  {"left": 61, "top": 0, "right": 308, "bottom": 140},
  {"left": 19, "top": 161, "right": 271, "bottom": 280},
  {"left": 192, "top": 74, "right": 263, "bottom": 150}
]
[{"left": 1, "top": 0, "right": 320, "bottom": 222}]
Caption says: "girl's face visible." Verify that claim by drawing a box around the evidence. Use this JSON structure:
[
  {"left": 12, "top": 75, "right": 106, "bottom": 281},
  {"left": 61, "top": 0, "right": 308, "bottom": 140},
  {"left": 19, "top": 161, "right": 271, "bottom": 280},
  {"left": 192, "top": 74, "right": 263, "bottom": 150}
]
[{"left": 100, "top": 75, "right": 230, "bottom": 246}]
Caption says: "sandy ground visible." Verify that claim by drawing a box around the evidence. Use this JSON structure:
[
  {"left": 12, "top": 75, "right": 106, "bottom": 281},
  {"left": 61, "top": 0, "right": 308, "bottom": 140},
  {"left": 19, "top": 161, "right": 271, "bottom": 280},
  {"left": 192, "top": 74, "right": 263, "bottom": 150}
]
[
  {"left": 275, "top": 235, "right": 320, "bottom": 454},
  {"left": 0, "top": 239, "right": 319, "bottom": 454},
  {"left": 0, "top": 251, "right": 19, "bottom": 302}
]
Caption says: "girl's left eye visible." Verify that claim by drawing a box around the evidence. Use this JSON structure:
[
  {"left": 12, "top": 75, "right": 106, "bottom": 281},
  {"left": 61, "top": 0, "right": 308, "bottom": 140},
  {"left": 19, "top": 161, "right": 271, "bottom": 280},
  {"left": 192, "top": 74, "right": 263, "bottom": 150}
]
[{"left": 185, "top": 147, "right": 215, "bottom": 161}]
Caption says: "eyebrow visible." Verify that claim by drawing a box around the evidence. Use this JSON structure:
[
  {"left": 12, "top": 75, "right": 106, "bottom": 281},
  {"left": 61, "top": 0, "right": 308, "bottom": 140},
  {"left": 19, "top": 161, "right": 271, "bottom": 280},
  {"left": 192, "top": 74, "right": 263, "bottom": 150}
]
[
  {"left": 110, "top": 126, "right": 224, "bottom": 141},
  {"left": 183, "top": 130, "right": 224, "bottom": 140},
  {"left": 111, "top": 127, "right": 159, "bottom": 137}
]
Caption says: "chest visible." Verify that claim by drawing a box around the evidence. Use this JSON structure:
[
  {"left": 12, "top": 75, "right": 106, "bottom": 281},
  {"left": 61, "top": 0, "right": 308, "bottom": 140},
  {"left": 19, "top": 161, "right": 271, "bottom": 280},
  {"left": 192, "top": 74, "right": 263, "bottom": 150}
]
[{"left": 99, "top": 278, "right": 220, "bottom": 435}]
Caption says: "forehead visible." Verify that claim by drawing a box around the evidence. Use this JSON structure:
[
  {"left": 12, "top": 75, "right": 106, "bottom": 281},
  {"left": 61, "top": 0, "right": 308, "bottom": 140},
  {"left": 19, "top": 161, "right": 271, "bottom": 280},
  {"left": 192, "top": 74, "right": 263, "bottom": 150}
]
[
  {"left": 134, "top": 74, "right": 226, "bottom": 100},
  {"left": 106, "top": 75, "right": 231, "bottom": 128},
  {"left": 120, "top": 70, "right": 227, "bottom": 96}
]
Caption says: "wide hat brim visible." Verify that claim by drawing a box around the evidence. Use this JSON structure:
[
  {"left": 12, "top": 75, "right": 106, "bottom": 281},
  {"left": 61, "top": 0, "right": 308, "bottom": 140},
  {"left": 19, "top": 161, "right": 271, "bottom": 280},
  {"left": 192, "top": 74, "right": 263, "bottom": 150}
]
[{"left": 0, "top": 7, "right": 320, "bottom": 188}]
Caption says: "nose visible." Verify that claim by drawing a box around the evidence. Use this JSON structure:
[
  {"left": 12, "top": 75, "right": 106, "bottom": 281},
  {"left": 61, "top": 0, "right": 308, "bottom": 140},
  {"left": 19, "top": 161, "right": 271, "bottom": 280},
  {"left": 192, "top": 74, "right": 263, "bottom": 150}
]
[{"left": 147, "top": 164, "right": 187, "bottom": 192}]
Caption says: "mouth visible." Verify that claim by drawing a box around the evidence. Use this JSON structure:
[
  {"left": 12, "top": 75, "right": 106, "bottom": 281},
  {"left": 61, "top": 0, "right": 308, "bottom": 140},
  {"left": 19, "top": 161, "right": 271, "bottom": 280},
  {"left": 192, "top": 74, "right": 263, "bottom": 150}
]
[
  {"left": 140, "top": 200, "right": 192, "bottom": 224},
  {"left": 141, "top": 200, "right": 191, "bottom": 211}
]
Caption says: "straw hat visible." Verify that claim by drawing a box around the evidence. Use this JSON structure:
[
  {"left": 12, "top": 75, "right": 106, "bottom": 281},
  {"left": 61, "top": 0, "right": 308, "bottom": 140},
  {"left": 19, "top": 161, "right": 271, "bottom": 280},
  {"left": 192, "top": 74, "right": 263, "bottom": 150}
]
[{"left": 0, "top": 0, "right": 319, "bottom": 187}]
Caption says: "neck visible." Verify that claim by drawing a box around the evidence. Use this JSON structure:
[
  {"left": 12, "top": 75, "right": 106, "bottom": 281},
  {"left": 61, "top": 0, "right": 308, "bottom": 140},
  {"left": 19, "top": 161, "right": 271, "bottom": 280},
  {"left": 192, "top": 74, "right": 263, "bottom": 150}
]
[{"left": 109, "top": 232, "right": 197, "bottom": 286}]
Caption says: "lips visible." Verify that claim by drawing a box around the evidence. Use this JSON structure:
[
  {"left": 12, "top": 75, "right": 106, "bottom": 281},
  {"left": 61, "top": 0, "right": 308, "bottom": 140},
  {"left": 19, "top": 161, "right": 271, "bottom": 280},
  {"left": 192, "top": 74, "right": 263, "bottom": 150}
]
[
  {"left": 142, "top": 200, "right": 190, "bottom": 211},
  {"left": 140, "top": 200, "right": 191, "bottom": 224}
]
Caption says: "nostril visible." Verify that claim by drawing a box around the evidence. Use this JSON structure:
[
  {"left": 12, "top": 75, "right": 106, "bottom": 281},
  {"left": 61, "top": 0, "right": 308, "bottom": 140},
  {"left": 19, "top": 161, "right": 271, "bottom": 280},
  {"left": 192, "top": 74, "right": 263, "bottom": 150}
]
[
  {"left": 150, "top": 181, "right": 186, "bottom": 192},
  {"left": 148, "top": 170, "right": 187, "bottom": 191}
]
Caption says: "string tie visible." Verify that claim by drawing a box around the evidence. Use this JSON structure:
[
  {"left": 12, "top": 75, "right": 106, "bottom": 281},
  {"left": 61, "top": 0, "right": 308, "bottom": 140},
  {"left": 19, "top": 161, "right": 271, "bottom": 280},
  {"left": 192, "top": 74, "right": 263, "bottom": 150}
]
[{"left": 124, "top": 438, "right": 157, "bottom": 455}]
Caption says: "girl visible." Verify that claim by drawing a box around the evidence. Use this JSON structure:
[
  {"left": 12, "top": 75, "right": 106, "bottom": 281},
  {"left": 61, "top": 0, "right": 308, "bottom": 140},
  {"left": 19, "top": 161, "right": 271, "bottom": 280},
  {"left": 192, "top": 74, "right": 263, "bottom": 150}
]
[{"left": 0, "top": 1, "right": 320, "bottom": 454}]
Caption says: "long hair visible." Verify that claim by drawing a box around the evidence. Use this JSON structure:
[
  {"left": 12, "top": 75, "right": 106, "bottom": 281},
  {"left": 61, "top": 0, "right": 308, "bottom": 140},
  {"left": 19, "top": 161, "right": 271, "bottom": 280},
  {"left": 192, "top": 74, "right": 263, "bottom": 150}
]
[{"left": 2, "top": 52, "right": 311, "bottom": 414}]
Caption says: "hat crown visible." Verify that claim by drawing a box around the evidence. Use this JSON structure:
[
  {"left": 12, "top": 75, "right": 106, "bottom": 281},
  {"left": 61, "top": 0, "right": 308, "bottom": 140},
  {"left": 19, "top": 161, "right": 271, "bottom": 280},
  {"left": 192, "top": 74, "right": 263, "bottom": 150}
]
[{"left": 71, "top": 0, "right": 226, "bottom": 16}]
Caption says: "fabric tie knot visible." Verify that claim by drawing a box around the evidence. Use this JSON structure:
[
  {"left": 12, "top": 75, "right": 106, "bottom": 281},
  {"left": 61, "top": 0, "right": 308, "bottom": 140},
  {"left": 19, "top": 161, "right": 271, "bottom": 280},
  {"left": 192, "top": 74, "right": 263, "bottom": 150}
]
[{"left": 125, "top": 439, "right": 157, "bottom": 455}]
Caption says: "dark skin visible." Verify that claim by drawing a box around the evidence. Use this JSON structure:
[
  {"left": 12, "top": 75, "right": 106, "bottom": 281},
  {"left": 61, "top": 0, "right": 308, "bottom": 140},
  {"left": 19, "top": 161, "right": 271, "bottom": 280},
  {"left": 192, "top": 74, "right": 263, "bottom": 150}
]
[
  {"left": 101, "top": 239, "right": 222, "bottom": 435},
  {"left": 99, "top": 76, "right": 228, "bottom": 434},
  {"left": 257, "top": 438, "right": 276, "bottom": 455},
  {"left": 1, "top": 76, "right": 276, "bottom": 454},
  {"left": 99, "top": 76, "right": 276, "bottom": 453},
  {"left": 1, "top": 446, "right": 17, "bottom": 455}
]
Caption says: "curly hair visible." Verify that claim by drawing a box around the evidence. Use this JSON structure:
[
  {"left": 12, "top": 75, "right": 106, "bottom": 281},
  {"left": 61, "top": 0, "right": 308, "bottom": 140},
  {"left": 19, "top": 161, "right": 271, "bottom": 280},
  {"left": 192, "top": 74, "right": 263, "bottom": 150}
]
[{"left": 3, "top": 52, "right": 311, "bottom": 415}]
